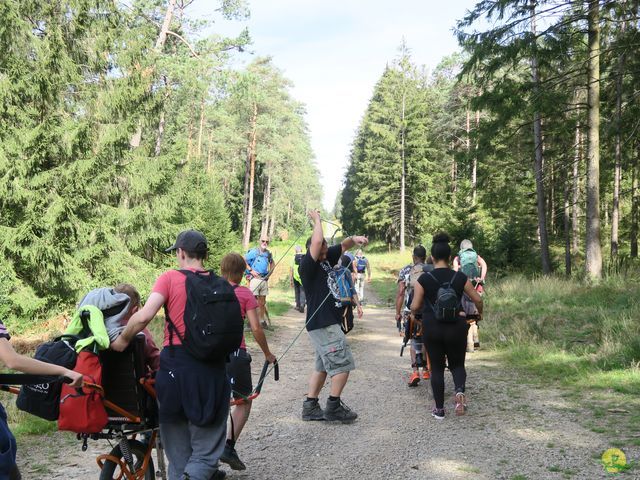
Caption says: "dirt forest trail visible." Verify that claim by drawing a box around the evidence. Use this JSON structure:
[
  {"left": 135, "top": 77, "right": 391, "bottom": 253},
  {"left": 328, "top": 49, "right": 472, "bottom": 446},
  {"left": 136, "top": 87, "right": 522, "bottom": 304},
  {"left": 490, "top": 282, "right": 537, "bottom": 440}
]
[{"left": 20, "top": 300, "right": 616, "bottom": 479}]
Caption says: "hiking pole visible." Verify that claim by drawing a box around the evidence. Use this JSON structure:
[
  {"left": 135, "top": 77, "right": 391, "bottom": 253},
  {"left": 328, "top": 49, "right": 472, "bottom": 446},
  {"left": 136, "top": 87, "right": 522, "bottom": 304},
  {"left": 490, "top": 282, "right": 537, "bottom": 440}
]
[{"left": 230, "top": 360, "right": 280, "bottom": 406}]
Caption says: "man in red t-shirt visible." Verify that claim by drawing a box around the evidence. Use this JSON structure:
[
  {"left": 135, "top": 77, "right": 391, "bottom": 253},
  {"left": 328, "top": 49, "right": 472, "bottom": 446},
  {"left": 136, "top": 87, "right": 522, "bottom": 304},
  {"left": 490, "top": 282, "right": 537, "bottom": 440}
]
[{"left": 112, "top": 230, "right": 229, "bottom": 480}]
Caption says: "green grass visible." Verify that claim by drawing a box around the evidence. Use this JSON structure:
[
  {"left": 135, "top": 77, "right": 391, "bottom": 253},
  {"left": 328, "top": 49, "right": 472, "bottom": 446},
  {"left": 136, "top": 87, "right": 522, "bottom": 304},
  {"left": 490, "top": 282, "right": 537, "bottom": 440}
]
[{"left": 0, "top": 392, "right": 57, "bottom": 439}]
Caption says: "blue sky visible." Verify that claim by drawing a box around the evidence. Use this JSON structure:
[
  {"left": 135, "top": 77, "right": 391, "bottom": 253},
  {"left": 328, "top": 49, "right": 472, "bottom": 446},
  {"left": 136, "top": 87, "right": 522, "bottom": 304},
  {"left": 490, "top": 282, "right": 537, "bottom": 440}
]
[{"left": 191, "top": 0, "right": 478, "bottom": 210}]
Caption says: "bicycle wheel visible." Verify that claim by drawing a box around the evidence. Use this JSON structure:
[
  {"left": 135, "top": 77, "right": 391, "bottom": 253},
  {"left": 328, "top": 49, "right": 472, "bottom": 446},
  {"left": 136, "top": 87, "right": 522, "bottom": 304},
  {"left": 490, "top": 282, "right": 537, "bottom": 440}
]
[{"left": 99, "top": 439, "right": 155, "bottom": 480}]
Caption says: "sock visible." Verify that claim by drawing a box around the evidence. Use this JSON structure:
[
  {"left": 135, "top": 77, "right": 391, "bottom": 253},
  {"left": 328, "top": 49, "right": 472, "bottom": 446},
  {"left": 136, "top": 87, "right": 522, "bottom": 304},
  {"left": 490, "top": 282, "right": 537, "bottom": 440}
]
[
  {"left": 226, "top": 438, "right": 236, "bottom": 448},
  {"left": 328, "top": 395, "right": 339, "bottom": 402},
  {"left": 306, "top": 396, "right": 318, "bottom": 402}
]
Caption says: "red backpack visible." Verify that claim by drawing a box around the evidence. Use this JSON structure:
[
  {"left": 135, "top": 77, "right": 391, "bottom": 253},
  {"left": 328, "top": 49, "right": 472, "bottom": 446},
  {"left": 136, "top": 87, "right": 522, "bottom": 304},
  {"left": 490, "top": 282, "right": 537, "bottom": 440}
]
[{"left": 58, "top": 351, "right": 108, "bottom": 433}]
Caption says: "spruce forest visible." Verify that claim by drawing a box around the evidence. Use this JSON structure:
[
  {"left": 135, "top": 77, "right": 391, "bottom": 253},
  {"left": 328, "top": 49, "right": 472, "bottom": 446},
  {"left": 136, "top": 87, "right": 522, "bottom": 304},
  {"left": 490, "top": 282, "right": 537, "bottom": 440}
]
[
  {"left": 1, "top": 0, "right": 639, "bottom": 325},
  {"left": 0, "top": 0, "right": 321, "bottom": 328},
  {"left": 340, "top": 0, "right": 640, "bottom": 281}
]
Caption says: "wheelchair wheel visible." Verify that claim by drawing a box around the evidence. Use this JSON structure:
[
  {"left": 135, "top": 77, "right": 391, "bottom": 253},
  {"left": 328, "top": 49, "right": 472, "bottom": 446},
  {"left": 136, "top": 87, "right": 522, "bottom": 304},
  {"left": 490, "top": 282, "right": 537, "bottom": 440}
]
[{"left": 99, "top": 439, "right": 155, "bottom": 480}]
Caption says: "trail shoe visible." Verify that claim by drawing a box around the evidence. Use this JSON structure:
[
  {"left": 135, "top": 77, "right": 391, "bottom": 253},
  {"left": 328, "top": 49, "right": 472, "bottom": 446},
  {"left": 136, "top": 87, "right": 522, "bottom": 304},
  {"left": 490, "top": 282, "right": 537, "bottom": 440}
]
[
  {"left": 454, "top": 392, "right": 467, "bottom": 416},
  {"left": 431, "top": 407, "right": 445, "bottom": 420},
  {"left": 220, "top": 445, "right": 246, "bottom": 471},
  {"left": 302, "top": 398, "right": 325, "bottom": 421},
  {"left": 210, "top": 470, "right": 227, "bottom": 480},
  {"left": 324, "top": 398, "right": 358, "bottom": 423},
  {"left": 408, "top": 371, "right": 420, "bottom": 387},
  {"left": 422, "top": 370, "right": 431, "bottom": 380}
]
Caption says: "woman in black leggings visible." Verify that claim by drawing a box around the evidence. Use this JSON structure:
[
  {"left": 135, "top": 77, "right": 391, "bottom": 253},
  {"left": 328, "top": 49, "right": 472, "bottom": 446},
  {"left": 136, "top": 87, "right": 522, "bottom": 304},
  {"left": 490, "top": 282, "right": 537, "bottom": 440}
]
[{"left": 411, "top": 232, "right": 483, "bottom": 420}]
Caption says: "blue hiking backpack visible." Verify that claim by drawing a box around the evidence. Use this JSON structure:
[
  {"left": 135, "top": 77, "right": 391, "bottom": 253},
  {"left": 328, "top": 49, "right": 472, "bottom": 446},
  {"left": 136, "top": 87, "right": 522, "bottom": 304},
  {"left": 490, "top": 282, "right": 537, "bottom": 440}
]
[
  {"left": 356, "top": 257, "right": 367, "bottom": 273},
  {"left": 335, "top": 266, "right": 356, "bottom": 307}
]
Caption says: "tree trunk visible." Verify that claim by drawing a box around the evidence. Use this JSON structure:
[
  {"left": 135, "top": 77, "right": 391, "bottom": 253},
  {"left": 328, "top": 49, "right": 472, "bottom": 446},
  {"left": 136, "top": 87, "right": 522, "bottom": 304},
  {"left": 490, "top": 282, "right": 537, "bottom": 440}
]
[
  {"left": 399, "top": 76, "right": 406, "bottom": 252},
  {"left": 269, "top": 210, "right": 276, "bottom": 238},
  {"left": 564, "top": 170, "right": 572, "bottom": 276},
  {"left": 155, "top": 0, "right": 176, "bottom": 51},
  {"left": 611, "top": 18, "right": 626, "bottom": 259},
  {"left": 451, "top": 140, "right": 457, "bottom": 198},
  {"left": 196, "top": 98, "right": 205, "bottom": 158},
  {"left": 242, "top": 102, "right": 258, "bottom": 250},
  {"left": 472, "top": 110, "right": 479, "bottom": 204},
  {"left": 572, "top": 122, "right": 581, "bottom": 254},
  {"left": 186, "top": 118, "right": 193, "bottom": 163},
  {"left": 241, "top": 151, "right": 250, "bottom": 238},
  {"left": 631, "top": 160, "right": 638, "bottom": 258},
  {"left": 130, "top": 0, "right": 177, "bottom": 148},
  {"left": 261, "top": 171, "right": 271, "bottom": 239},
  {"left": 154, "top": 76, "right": 170, "bottom": 157},
  {"left": 206, "top": 129, "right": 214, "bottom": 173},
  {"left": 585, "top": 0, "right": 602, "bottom": 281},
  {"left": 530, "top": 1, "right": 552, "bottom": 274}
]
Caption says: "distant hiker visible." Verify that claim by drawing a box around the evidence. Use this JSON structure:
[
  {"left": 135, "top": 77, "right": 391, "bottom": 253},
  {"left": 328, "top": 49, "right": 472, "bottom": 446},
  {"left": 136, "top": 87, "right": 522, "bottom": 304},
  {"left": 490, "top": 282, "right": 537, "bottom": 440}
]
[
  {"left": 300, "top": 210, "right": 368, "bottom": 423},
  {"left": 411, "top": 232, "right": 483, "bottom": 420},
  {"left": 396, "top": 246, "right": 432, "bottom": 386},
  {"left": 0, "top": 320, "right": 83, "bottom": 479},
  {"left": 245, "top": 237, "right": 275, "bottom": 328},
  {"left": 219, "top": 253, "right": 277, "bottom": 472},
  {"left": 290, "top": 246, "right": 306, "bottom": 313},
  {"left": 336, "top": 254, "right": 364, "bottom": 335},
  {"left": 112, "top": 230, "right": 241, "bottom": 480},
  {"left": 113, "top": 283, "right": 161, "bottom": 373},
  {"left": 453, "top": 239, "right": 487, "bottom": 352},
  {"left": 354, "top": 249, "right": 371, "bottom": 303}
]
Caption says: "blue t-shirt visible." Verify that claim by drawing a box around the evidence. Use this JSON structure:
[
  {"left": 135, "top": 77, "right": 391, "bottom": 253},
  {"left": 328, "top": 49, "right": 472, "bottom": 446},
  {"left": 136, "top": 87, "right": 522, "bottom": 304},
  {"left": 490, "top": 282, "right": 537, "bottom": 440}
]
[{"left": 245, "top": 248, "right": 273, "bottom": 277}]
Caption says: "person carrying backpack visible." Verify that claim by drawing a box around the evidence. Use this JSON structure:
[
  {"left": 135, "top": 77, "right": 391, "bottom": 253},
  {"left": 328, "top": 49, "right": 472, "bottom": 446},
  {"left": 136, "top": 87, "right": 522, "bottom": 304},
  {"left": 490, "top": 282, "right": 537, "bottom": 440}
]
[
  {"left": 245, "top": 237, "right": 275, "bottom": 328},
  {"left": 0, "top": 320, "right": 83, "bottom": 479},
  {"left": 453, "top": 239, "right": 487, "bottom": 352},
  {"left": 112, "top": 230, "right": 242, "bottom": 480},
  {"left": 410, "top": 232, "right": 483, "bottom": 420},
  {"left": 290, "top": 246, "right": 306, "bottom": 313},
  {"left": 353, "top": 249, "right": 371, "bottom": 303},
  {"left": 300, "top": 210, "right": 368, "bottom": 424},
  {"left": 395, "top": 246, "right": 432, "bottom": 386}
]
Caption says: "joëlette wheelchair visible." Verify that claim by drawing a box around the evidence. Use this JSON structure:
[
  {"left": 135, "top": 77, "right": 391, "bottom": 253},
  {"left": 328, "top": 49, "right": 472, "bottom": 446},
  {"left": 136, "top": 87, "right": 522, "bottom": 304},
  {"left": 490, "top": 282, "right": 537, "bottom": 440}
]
[{"left": 1, "top": 333, "right": 277, "bottom": 480}]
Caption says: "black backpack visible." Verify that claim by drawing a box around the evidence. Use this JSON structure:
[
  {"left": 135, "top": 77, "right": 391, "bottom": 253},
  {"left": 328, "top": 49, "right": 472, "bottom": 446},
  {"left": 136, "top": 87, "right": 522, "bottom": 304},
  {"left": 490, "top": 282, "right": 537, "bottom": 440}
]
[
  {"left": 427, "top": 272, "right": 461, "bottom": 323},
  {"left": 16, "top": 335, "right": 78, "bottom": 421},
  {"left": 166, "top": 270, "right": 243, "bottom": 362}
]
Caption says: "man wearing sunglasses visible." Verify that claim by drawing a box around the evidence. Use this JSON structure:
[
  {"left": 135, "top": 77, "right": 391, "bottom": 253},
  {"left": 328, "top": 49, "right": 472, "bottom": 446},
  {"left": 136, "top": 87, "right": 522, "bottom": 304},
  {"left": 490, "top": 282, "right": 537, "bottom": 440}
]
[{"left": 245, "top": 237, "right": 275, "bottom": 328}]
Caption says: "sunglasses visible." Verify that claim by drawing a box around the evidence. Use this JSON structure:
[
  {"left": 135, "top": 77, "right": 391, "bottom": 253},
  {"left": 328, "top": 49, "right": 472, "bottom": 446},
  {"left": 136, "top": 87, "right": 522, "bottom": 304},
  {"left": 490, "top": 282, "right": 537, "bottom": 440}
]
[{"left": 261, "top": 240, "right": 269, "bottom": 245}]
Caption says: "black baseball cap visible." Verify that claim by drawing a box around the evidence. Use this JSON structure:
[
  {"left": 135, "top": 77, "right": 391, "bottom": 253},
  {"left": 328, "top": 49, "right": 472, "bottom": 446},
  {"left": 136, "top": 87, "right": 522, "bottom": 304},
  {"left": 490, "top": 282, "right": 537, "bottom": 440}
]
[{"left": 165, "top": 230, "right": 208, "bottom": 253}]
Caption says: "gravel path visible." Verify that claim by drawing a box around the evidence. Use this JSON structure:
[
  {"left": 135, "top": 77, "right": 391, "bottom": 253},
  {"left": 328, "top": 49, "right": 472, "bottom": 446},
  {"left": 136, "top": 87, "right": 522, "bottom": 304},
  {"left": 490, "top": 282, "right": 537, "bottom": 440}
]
[{"left": 18, "top": 303, "right": 619, "bottom": 479}]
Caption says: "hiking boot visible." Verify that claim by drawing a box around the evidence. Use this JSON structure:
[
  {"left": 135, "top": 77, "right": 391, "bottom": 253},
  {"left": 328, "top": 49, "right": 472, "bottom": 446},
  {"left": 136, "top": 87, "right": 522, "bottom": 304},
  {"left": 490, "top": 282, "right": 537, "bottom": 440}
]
[
  {"left": 422, "top": 370, "right": 431, "bottom": 380},
  {"left": 302, "top": 398, "right": 325, "bottom": 421},
  {"left": 408, "top": 371, "right": 420, "bottom": 387},
  {"left": 210, "top": 470, "right": 227, "bottom": 480},
  {"left": 454, "top": 392, "right": 467, "bottom": 416},
  {"left": 324, "top": 398, "right": 358, "bottom": 423},
  {"left": 219, "top": 445, "right": 246, "bottom": 471},
  {"left": 431, "top": 407, "right": 445, "bottom": 420}
]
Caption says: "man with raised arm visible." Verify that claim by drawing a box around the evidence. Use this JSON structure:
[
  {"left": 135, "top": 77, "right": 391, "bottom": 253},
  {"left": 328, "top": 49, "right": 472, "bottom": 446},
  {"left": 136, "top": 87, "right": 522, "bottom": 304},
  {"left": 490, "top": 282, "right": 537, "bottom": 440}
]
[{"left": 299, "top": 210, "right": 368, "bottom": 424}]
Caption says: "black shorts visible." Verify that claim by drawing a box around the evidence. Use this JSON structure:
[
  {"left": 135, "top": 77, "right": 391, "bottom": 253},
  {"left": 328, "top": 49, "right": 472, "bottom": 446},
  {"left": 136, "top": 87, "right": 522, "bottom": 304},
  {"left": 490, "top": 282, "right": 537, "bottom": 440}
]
[{"left": 227, "top": 349, "right": 253, "bottom": 400}]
